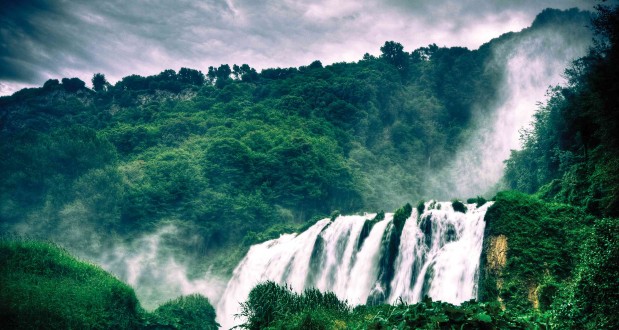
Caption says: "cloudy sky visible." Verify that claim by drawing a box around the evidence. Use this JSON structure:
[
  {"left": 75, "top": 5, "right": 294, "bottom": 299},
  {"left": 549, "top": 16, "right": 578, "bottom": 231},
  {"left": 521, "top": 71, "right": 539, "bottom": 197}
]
[{"left": 0, "top": 0, "right": 599, "bottom": 96}]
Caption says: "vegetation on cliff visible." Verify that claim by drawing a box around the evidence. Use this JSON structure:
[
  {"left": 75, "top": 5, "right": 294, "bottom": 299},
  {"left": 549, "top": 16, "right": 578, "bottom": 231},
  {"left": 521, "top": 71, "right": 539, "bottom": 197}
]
[
  {"left": 493, "top": 4, "right": 619, "bottom": 329},
  {"left": 0, "top": 240, "right": 219, "bottom": 329}
]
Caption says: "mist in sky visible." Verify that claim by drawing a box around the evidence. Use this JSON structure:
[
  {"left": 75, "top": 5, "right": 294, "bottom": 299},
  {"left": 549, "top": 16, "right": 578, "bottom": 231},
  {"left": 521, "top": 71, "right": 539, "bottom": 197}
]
[{"left": 0, "top": 0, "right": 597, "bottom": 96}]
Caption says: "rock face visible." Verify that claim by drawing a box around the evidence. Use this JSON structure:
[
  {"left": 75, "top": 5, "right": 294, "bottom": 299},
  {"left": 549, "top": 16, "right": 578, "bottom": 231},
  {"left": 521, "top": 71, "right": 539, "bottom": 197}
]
[
  {"left": 479, "top": 234, "right": 508, "bottom": 308},
  {"left": 477, "top": 191, "right": 593, "bottom": 313}
]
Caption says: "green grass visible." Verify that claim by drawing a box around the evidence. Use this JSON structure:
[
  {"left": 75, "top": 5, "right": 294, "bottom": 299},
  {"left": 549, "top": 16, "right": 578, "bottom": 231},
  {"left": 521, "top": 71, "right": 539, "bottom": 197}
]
[
  {"left": 0, "top": 239, "right": 219, "bottom": 329},
  {"left": 0, "top": 239, "right": 144, "bottom": 329}
]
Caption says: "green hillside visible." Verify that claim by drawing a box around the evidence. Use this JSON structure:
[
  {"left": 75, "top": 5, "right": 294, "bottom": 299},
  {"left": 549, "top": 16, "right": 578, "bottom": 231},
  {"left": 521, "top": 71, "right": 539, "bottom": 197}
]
[
  {"left": 0, "top": 239, "right": 219, "bottom": 329},
  {"left": 0, "top": 10, "right": 592, "bottom": 267}
]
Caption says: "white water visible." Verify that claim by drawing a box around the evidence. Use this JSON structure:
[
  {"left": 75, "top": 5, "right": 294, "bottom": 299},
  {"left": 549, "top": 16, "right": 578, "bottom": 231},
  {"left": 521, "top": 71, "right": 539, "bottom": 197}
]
[
  {"left": 426, "top": 18, "right": 591, "bottom": 199},
  {"left": 216, "top": 201, "right": 492, "bottom": 329}
]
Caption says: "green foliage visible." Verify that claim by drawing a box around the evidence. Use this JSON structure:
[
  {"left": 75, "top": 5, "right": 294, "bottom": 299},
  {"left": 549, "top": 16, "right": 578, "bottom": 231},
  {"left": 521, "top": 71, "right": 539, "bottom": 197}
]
[
  {"left": 361, "top": 298, "right": 537, "bottom": 329},
  {"left": 494, "top": 6, "right": 619, "bottom": 327},
  {"left": 238, "top": 282, "right": 540, "bottom": 329},
  {"left": 147, "top": 294, "right": 219, "bottom": 330},
  {"left": 0, "top": 9, "right": 594, "bottom": 279},
  {"left": 380, "top": 41, "right": 408, "bottom": 71},
  {"left": 0, "top": 239, "right": 144, "bottom": 329},
  {"left": 479, "top": 191, "right": 594, "bottom": 313},
  {"left": 392, "top": 203, "right": 412, "bottom": 233},
  {"left": 416, "top": 200, "right": 425, "bottom": 216},
  {"left": 61, "top": 77, "right": 86, "bottom": 92},
  {"left": 451, "top": 199, "right": 467, "bottom": 213},
  {"left": 467, "top": 196, "right": 487, "bottom": 207},
  {"left": 92, "top": 73, "right": 108, "bottom": 92},
  {"left": 238, "top": 281, "right": 349, "bottom": 330},
  {"left": 551, "top": 217, "right": 619, "bottom": 329}
]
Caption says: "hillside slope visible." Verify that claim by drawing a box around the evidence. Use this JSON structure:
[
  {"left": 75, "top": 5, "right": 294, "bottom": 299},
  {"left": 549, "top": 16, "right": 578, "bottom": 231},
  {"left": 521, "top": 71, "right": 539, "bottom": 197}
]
[{"left": 0, "top": 240, "right": 219, "bottom": 329}]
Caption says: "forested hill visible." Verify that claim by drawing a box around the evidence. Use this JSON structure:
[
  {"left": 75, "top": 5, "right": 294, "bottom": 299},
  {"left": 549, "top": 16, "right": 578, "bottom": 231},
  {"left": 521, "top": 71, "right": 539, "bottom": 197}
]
[
  {"left": 503, "top": 5, "right": 619, "bottom": 218},
  {"left": 0, "top": 9, "right": 590, "bottom": 258}
]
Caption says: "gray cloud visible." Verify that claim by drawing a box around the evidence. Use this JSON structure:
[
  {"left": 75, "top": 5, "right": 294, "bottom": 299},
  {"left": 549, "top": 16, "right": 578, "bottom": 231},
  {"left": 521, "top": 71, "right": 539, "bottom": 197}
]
[{"left": 0, "top": 0, "right": 601, "bottom": 95}]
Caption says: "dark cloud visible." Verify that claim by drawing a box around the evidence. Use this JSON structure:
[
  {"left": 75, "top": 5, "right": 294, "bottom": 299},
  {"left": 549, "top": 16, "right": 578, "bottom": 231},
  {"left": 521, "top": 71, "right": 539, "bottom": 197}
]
[{"left": 0, "top": 0, "right": 603, "bottom": 95}]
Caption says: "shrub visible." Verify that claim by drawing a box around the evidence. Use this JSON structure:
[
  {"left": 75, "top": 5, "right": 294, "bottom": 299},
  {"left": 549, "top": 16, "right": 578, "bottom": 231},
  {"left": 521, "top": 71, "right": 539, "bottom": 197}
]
[
  {"left": 147, "top": 294, "right": 219, "bottom": 330},
  {"left": 467, "top": 196, "right": 487, "bottom": 207},
  {"left": 392, "top": 203, "right": 412, "bottom": 232},
  {"left": 451, "top": 200, "right": 467, "bottom": 213},
  {"left": 238, "top": 283, "right": 541, "bottom": 329},
  {"left": 416, "top": 200, "right": 425, "bottom": 216},
  {"left": 238, "top": 281, "right": 349, "bottom": 330}
]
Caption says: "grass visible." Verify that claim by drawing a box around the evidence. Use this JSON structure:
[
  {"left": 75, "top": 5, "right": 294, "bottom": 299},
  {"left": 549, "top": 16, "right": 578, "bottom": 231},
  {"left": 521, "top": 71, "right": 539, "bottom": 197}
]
[
  {"left": 0, "top": 239, "right": 219, "bottom": 329},
  {"left": 0, "top": 238, "right": 144, "bottom": 329}
]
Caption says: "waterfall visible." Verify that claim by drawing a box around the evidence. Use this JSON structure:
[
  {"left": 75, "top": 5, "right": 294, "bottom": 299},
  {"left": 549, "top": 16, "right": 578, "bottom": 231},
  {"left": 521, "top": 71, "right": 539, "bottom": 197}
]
[{"left": 216, "top": 201, "right": 492, "bottom": 329}]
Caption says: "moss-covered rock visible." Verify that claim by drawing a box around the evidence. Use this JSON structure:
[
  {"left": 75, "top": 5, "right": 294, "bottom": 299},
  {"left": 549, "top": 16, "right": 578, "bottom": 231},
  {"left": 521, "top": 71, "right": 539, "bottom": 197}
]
[
  {"left": 451, "top": 200, "right": 467, "bottom": 213},
  {"left": 392, "top": 203, "right": 412, "bottom": 233},
  {"left": 478, "top": 191, "right": 594, "bottom": 314}
]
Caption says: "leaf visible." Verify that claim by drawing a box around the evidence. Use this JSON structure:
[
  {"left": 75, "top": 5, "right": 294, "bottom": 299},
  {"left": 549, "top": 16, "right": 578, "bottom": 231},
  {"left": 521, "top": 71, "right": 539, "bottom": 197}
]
[{"left": 472, "top": 312, "right": 492, "bottom": 323}]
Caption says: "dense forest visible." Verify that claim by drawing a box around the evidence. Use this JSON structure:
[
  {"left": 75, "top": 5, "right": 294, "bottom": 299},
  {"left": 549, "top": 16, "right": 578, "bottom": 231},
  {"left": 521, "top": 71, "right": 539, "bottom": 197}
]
[
  {"left": 1, "top": 5, "right": 617, "bottom": 330},
  {"left": 0, "top": 8, "right": 589, "bottom": 259}
]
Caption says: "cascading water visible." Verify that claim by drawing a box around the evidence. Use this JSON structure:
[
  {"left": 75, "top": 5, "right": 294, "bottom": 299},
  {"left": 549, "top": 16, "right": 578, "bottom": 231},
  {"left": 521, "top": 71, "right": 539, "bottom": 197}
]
[{"left": 216, "top": 201, "right": 492, "bottom": 329}]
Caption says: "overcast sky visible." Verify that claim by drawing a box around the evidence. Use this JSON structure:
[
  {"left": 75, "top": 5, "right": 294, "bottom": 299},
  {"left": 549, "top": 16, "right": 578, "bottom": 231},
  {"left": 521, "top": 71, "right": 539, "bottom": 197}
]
[{"left": 0, "top": 0, "right": 600, "bottom": 96}]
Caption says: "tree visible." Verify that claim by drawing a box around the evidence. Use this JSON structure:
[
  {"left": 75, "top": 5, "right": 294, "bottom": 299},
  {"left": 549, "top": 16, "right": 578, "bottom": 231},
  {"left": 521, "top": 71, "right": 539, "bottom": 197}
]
[
  {"left": 178, "top": 67, "right": 205, "bottom": 85},
  {"left": 308, "top": 60, "right": 323, "bottom": 69},
  {"left": 206, "top": 64, "right": 234, "bottom": 87},
  {"left": 43, "top": 79, "right": 60, "bottom": 90},
  {"left": 91, "top": 73, "right": 108, "bottom": 92},
  {"left": 232, "top": 64, "right": 259, "bottom": 82},
  {"left": 380, "top": 41, "right": 409, "bottom": 71},
  {"left": 215, "top": 64, "right": 232, "bottom": 88},
  {"left": 61, "top": 77, "right": 86, "bottom": 92}
]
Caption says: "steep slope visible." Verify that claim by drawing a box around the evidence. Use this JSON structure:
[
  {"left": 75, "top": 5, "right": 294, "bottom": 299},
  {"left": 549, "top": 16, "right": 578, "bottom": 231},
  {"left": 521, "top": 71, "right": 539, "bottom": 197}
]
[
  {"left": 0, "top": 240, "right": 144, "bottom": 328},
  {"left": 0, "top": 240, "right": 220, "bottom": 329}
]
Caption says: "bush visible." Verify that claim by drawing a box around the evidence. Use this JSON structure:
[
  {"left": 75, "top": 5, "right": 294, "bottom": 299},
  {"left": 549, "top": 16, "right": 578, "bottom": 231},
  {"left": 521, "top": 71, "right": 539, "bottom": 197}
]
[
  {"left": 392, "top": 203, "right": 412, "bottom": 232},
  {"left": 451, "top": 200, "right": 467, "bottom": 213},
  {"left": 147, "top": 294, "right": 219, "bottom": 330},
  {"left": 238, "top": 281, "right": 349, "bottom": 330},
  {"left": 553, "top": 217, "right": 619, "bottom": 329},
  {"left": 466, "top": 196, "right": 487, "bottom": 207},
  {"left": 238, "top": 282, "right": 541, "bottom": 329},
  {"left": 416, "top": 200, "right": 425, "bottom": 216}
]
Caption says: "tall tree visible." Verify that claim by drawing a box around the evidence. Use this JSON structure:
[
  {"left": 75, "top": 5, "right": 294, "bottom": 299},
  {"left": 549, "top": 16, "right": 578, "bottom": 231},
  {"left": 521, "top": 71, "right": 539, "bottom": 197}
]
[
  {"left": 91, "top": 73, "right": 108, "bottom": 92},
  {"left": 380, "top": 41, "right": 409, "bottom": 71}
]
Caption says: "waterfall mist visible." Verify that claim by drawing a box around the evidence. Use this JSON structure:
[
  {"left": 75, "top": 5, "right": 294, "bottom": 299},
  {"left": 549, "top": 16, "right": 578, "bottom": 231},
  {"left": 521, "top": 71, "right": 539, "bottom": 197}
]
[
  {"left": 95, "top": 223, "right": 227, "bottom": 310},
  {"left": 424, "top": 11, "right": 592, "bottom": 200},
  {"left": 4, "top": 214, "right": 226, "bottom": 311}
]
